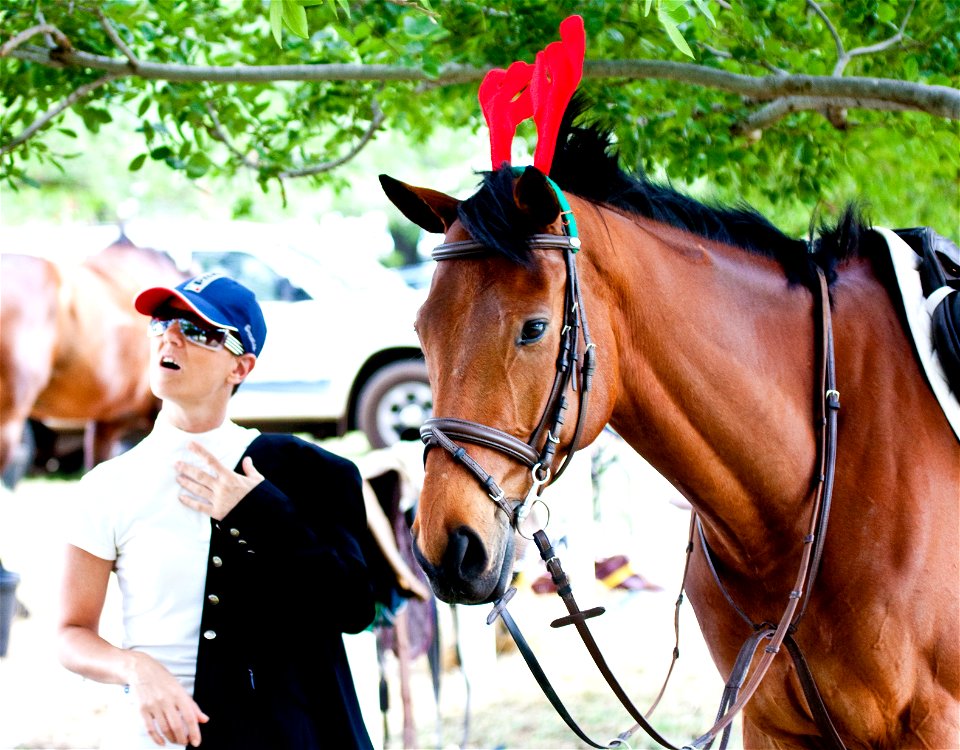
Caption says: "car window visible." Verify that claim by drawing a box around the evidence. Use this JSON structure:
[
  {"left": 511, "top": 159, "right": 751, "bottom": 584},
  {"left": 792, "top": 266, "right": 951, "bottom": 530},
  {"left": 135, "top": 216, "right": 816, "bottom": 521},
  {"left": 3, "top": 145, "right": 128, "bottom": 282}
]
[{"left": 192, "top": 251, "right": 311, "bottom": 302}]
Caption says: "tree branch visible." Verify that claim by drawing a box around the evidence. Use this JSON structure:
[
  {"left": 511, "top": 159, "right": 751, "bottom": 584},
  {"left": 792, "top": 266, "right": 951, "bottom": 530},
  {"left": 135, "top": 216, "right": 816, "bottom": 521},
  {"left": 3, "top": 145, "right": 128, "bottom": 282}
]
[
  {"left": 7, "top": 45, "right": 958, "bottom": 119},
  {"left": 95, "top": 7, "right": 139, "bottom": 66},
  {"left": 279, "top": 100, "right": 386, "bottom": 179},
  {"left": 845, "top": 0, "right": 915, "bottom": 62},
  {"left": 588, "top": 60, "right": 959, "bottom": 119},
  {"left": 733, "top": 95, "right": 914, "bottom": 134},
  {"left": 808, "top": 0, "right": 916, "bottom": 76},
  {"left": 806, "top": 0, "right": 845, "bottom": 64},
  {"left": 203, "top": 96, "right": 386, "bottom": 184},
  {"left": 204, "top": 101, "right": 260, "bottom": 171},
  {"left": 0, "top": 73, "right": 120, "bottom": 156},
  {"left": 0, "top": 23, "right": 72, "bottom": 58}
]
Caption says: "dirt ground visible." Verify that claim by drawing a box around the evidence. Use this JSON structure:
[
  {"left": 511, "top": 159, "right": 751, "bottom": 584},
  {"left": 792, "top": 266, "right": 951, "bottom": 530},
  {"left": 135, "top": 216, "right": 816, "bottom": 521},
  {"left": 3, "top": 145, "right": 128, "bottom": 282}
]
[{"left": 0, "top": 455, "right": 743, "bottom": 750}]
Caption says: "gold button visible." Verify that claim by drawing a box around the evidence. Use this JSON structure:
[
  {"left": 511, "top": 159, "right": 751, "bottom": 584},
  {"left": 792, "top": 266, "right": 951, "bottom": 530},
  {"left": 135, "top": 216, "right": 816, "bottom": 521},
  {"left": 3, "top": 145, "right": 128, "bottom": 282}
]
[
  {"left": 207, "top": 594, "right": 220, "bottom": 605},
  {"left": 203, "top": 630, "right": 217, "bottom": 640},
  {"left": 212, "top": 556, "right": 223, "bottom": 567},
  {"left": 229, "top": 528, "right": 240, "bottom": 537}
]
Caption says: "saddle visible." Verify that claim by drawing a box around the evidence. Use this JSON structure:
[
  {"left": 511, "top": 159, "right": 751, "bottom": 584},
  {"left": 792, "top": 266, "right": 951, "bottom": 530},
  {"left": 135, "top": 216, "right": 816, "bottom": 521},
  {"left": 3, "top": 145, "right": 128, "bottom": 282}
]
[{"left": 893, "top": 227, "right": 960, "bottom": 391}]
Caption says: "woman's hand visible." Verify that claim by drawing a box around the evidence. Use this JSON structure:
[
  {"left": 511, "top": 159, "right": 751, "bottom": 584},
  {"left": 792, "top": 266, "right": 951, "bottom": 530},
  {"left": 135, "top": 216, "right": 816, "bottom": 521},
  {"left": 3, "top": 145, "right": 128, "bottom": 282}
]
[
  {"left": 126, "top": 650, "right": 209, "bottom": 747},
  {"left": 175, "top": 441, "right": 264, "bottom": 521}
]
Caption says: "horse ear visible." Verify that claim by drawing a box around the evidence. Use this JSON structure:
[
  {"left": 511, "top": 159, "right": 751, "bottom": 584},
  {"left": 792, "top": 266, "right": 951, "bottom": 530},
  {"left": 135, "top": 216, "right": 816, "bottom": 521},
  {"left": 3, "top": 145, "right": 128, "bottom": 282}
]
[
  {"left": 513, "top": 167, "right": 561, "bottom": 230},
  {"left": 379, "top": 174, "right": 460, "bottom": 234}
]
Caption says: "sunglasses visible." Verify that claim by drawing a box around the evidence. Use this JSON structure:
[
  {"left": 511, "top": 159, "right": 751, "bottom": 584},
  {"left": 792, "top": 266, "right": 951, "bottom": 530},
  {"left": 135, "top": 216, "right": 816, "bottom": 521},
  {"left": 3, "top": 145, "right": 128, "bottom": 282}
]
[{"left": 148, "top": 317, "right": 244, "bottom": 355}]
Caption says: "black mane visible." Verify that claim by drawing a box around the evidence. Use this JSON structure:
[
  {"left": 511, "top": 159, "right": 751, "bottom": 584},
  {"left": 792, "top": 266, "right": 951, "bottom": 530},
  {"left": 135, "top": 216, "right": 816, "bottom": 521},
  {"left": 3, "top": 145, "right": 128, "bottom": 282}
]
[{"left": 458, "top": 100, "right": 877, "bottom": 287}]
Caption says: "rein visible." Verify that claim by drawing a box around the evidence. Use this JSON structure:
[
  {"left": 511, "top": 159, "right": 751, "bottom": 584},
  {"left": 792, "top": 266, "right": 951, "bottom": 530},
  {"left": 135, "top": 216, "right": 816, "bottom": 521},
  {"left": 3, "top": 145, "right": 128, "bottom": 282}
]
[{"left": 421, "top": 176, "right": 847, "bottom": 748}]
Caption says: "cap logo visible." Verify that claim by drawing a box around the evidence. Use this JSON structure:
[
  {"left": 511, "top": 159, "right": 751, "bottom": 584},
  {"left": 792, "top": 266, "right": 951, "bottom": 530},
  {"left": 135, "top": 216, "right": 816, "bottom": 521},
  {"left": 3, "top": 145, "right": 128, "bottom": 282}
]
[
  {"left": 184, "top": 272, "right": 225, "bottom": 293},
  {"left": 243, "top": 323, "right": 257, "bottom": 354}
]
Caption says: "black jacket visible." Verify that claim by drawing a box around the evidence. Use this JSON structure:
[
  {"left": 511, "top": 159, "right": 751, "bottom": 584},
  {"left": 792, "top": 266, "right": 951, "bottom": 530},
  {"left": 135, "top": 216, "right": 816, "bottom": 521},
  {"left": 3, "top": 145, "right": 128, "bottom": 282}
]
[{"left": 192, "top": 434, "right": 376, "bottom": 749}]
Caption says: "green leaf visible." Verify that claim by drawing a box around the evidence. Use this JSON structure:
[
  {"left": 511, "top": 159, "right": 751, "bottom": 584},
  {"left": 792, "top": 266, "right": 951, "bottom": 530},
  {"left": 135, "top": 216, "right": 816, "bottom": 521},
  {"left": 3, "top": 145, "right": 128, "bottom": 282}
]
[
  {"left": 690, "top": 0, "right": 716, "bottom": 27},
  {"left": 185, "top": 153, "right": 210, "bottom": 178},
  {"left": 658, "top": 10, "right": 694, "bottom": 58},
  {"left": 335, "top": 0, "right": 351, "bottom": 19},
  {"left": 644, "top": 0, "right": 654, "bottom": 16},
  {"left": 149, "top": 146, "right": 173, "bottom": 160},
  {"left": 270, "top": 0, "right": 284, "bottom": 48},
  {"left": 282, "top": 0, "right": 309, "bottom": 39},
  {"left": 128, "top": 153, "right": 147, "bottom": 171},
  {"left": 876, "top": 4, "right": 896, "bottom": 24},
  {"left": 137, "top": 98, "right": 151, "bottom": 117}
]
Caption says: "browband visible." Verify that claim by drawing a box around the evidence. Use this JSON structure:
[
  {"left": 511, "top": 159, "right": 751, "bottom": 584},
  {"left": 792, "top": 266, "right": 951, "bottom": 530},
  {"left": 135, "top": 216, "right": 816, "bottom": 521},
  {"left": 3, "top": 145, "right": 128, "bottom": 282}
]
[{"left": 432, "top": 234, "right": 581, "bottom": 261}]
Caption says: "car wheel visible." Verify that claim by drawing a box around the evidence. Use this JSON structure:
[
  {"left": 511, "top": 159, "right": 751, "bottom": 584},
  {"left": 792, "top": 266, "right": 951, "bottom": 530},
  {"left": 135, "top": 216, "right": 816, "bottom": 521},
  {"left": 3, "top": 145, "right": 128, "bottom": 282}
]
[{"left": 357, "top": 360, "right": 432, "bottom": 449}]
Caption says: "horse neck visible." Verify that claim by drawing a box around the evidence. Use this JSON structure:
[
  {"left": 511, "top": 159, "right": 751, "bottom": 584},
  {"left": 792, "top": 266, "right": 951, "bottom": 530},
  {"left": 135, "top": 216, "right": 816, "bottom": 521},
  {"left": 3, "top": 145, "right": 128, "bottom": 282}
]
[{"left": 577, "top": 205, "right": 820, "bottom": 570}]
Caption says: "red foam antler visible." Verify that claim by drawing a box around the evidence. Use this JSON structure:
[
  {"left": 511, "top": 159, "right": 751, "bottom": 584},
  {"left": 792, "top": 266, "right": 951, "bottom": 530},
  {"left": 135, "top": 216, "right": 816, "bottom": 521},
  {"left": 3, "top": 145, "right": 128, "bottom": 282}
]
[
  {"left": 531, "top": 15, "right": 585, "bottom": 172},
  {"left": 477, "top": 15, "right": 585, "bottom": 173},
  {"left": 478, "top": 60, "right": 534, "bottom": 169}
]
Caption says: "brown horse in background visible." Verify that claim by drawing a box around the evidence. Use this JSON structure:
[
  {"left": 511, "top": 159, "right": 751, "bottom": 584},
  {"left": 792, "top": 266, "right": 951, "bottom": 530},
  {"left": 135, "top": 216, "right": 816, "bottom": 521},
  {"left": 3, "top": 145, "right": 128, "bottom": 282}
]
[
  {"left": 0, "top": 237, "right": 187, "bottom": 480},
  {"left": 380, "top": 119, "right": 959, "bottom": 747}
]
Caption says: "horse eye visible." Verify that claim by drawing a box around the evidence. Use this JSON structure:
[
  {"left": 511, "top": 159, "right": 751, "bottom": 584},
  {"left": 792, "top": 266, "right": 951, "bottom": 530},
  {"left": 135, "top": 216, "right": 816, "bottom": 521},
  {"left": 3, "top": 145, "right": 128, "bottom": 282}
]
[{"left": 518, "top": 320, "right": 548, "bottom": 345}]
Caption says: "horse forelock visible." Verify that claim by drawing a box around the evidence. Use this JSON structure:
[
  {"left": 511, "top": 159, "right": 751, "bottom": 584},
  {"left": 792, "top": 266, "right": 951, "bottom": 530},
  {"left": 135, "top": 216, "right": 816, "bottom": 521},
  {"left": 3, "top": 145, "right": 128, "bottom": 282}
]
[
  {"left": 457, "top": 168, "right": 540, "bottom": 268},
  {"left": 462, "top": 99, "right": 878, "bottom": 290}
]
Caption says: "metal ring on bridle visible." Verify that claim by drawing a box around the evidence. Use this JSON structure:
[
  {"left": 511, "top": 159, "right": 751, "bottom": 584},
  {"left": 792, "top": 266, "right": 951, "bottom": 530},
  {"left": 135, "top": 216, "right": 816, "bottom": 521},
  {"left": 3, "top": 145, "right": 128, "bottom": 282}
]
[
  {"left": 516, "top": 497, "right": 551, "bottom": 540},
  {"left": 515, "top": 462, "right": 551, "bottom": 529}
]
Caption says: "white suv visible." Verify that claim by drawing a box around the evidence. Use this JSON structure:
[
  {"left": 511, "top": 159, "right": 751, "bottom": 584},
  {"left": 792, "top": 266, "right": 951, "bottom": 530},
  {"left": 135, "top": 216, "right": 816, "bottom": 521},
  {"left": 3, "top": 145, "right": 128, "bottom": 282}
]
[{"left": 126, "top": 219, "right": 433, "bottom": 448}]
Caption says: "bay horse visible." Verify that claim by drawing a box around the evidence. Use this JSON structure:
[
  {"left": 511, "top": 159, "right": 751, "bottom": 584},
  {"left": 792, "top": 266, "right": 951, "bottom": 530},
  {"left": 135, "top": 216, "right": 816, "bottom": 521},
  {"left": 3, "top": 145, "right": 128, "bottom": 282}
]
[
  {"left": 0, "top": 236, "right": 187, "bottom": 480},
  {"left": 379, "top": 121, "right": 959, "bottom": 747}
]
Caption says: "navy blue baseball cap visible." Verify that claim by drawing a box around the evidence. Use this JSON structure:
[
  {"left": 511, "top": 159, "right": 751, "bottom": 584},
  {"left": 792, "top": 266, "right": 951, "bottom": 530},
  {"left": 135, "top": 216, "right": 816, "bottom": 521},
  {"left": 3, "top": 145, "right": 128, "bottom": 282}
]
[{"left": 135, "top": 272, "right": 267, "bottom": 357}]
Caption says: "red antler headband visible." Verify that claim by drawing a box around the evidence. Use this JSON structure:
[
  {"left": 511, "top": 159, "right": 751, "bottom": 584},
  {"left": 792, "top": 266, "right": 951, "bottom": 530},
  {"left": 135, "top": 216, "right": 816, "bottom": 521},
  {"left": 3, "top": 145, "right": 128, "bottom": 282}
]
[{"left": 478, "top": 15, "right": 585, "bottom": 174}]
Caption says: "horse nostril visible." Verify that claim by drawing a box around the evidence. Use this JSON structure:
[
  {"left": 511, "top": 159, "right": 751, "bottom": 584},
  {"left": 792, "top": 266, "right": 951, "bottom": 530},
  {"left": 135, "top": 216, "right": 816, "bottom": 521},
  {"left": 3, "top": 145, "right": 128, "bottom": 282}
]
[{"left": 444, "top": 526, "right": 488, "bottom": 581}]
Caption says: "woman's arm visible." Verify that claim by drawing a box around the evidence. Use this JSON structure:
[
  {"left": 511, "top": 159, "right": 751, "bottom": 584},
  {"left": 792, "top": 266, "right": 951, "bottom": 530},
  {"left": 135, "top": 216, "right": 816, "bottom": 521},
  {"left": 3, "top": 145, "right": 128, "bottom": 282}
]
[{"left": 57, "top": 544, "right": 208, "bottom": 747}]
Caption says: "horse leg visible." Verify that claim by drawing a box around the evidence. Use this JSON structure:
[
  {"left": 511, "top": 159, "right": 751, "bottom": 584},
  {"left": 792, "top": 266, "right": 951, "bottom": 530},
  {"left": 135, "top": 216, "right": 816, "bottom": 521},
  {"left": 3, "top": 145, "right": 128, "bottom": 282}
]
[
  {"left": 0, "top": 417, "right": 30, "bottom": 482},
  {"left": 0, "top": 373, "right": 48, "bottom": 484},
  {"left": 0, "top": 409, "right": 22, "bottom": 474},
  {"left": 83, "top": 419, "right": 128, "bottom": 470}
]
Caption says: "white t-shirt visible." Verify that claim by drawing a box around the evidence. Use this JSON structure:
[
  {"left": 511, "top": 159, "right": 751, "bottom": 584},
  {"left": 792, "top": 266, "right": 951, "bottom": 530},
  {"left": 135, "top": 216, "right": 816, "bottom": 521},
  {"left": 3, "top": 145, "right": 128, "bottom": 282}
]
[{"left": 67, "top": 411, "right": 259, "bottom": 746}]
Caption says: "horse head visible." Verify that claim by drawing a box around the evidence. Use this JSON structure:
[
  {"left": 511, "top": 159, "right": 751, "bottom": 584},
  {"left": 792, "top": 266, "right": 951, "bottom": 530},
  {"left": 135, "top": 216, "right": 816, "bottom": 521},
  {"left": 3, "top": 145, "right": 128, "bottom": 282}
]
[{"left": 380, "top": 168, "right": 614, "bottom": 603}]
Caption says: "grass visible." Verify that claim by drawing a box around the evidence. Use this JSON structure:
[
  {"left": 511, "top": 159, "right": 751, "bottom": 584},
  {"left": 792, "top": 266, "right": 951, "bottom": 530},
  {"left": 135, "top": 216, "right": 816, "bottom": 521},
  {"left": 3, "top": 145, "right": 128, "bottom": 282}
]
[{"left": 379, "top": 586, "right": 745, "bottom": 750}]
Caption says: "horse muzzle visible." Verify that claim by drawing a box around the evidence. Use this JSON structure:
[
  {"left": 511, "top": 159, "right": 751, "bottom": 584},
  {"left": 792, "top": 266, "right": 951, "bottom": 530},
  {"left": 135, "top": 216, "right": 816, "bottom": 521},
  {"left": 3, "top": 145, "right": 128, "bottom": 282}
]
[{"left": 412, "top": 525, "right": 516, "bottom": 605}]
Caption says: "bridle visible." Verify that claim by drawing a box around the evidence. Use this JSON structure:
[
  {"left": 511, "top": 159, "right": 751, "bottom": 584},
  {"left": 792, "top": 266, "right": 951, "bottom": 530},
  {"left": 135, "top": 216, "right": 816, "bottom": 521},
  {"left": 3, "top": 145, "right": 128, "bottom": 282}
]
[
  {"left": 417, "top": 173, "right": 848, "bottom": 749},
  {"left": 419, "top": 174, "right": 596, "bottom": 528}
]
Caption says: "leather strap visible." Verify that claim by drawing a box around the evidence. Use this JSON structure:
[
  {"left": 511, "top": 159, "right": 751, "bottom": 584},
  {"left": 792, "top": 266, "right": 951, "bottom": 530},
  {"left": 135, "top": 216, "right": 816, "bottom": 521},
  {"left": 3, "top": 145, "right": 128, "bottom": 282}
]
[
  {"left": 421, "top": 417, "right": 541, "bottom": 468},
  {"left": 783, "top": 635, "right": 847, "bottom": 750},
  {"left": 489, "top": 589, "right": 614, "bottom": 750},
  {"left": 425, "top": 422, "right": 514, "bottom": 518},
  {"left": 686, "top": 268, "right": 845, "bottom": 749},
  {"left": 497, "top": 266, "right": 845, "bottom": 750},
  {"left": 421, "top": 177, "right": 594, "bottom": 528}
]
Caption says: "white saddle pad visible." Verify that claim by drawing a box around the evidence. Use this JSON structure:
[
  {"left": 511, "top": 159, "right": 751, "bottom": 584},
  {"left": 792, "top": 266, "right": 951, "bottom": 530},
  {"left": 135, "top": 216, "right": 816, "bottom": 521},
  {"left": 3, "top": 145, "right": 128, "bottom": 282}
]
[{"left": 873, "top": 226, "right": 960, "bottom": 442}]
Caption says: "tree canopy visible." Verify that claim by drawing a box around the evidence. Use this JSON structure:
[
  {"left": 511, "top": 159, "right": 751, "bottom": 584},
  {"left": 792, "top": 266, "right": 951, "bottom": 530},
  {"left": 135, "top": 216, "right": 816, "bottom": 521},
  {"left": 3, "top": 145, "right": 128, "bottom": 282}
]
[{"left": 1, "top": 0, "right": 958, "bottom": 236}]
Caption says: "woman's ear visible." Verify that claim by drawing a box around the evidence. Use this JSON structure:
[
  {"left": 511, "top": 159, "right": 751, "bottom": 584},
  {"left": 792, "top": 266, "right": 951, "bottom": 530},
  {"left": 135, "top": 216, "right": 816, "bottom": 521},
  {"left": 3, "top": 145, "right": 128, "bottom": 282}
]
[{"left": 228, "top": 353, "right": 257, "bottom": 386}]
